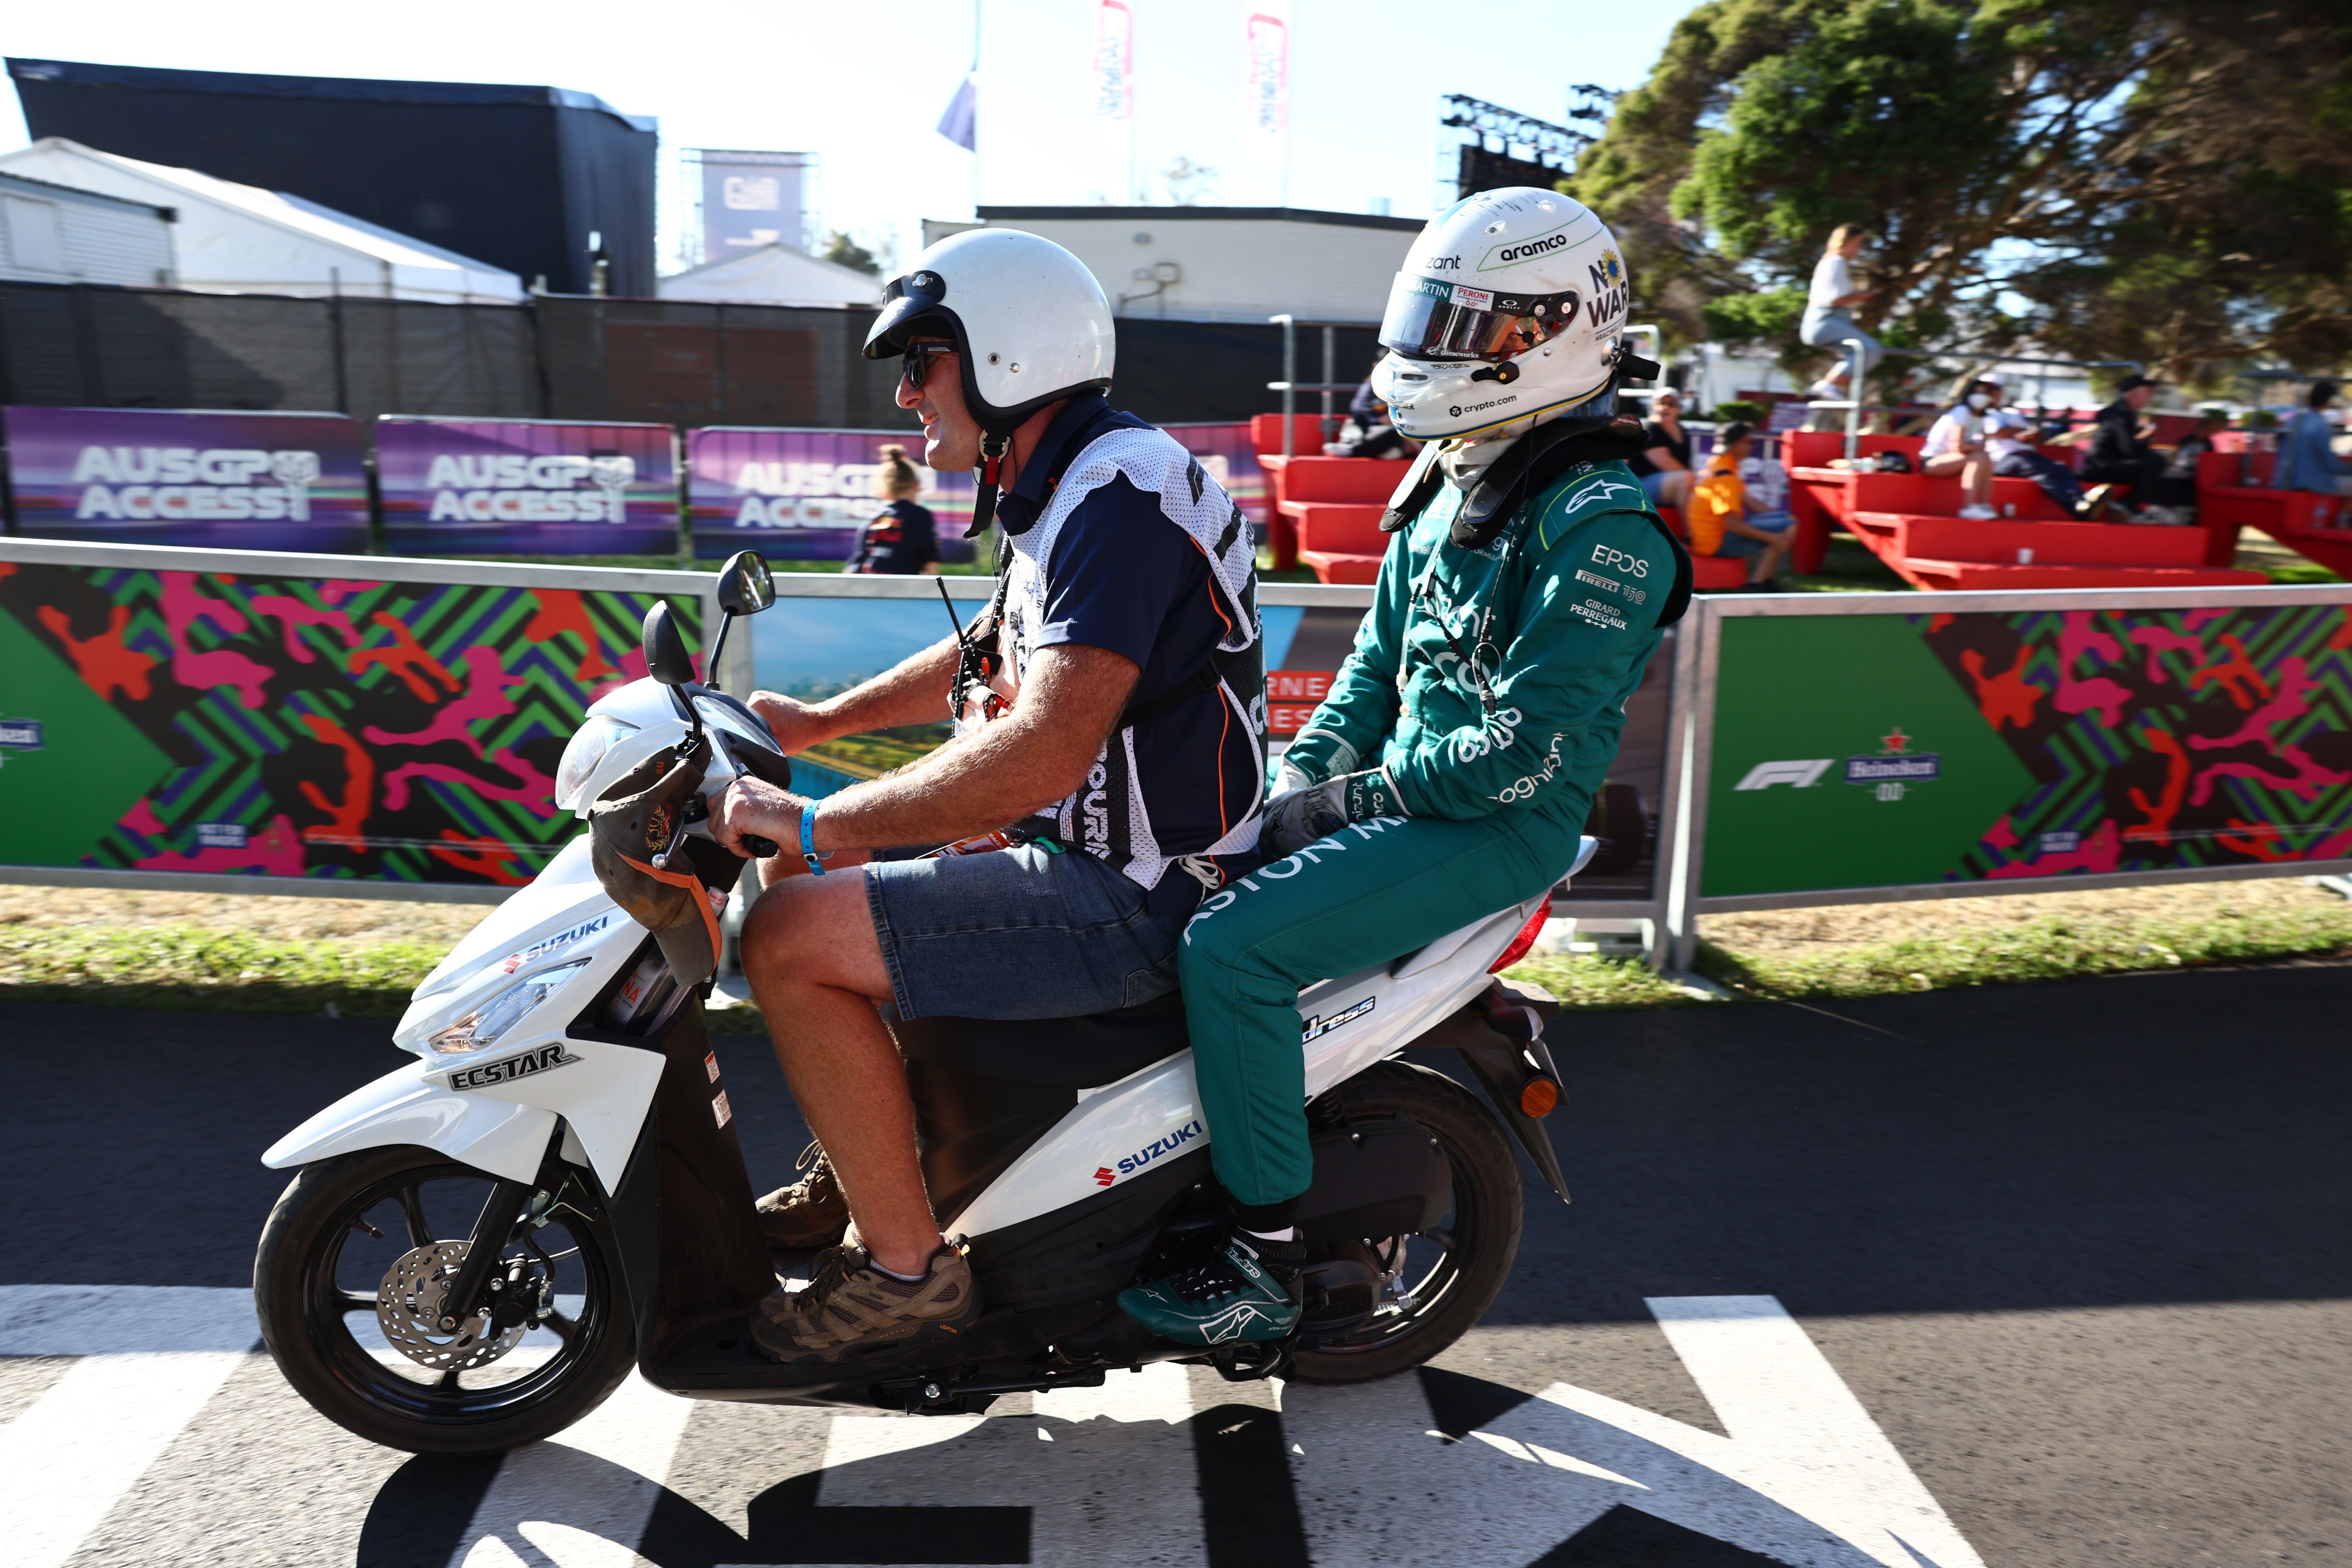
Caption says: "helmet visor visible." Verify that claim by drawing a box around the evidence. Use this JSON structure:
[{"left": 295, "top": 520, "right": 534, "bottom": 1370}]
[{"left": 1379, "top": 275, "right": 1581, "bottom": 362}]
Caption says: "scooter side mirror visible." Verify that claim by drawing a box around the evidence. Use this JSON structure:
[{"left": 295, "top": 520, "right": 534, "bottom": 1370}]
[
  {"left": 641, "top": 601, "right": 695, "bottom": 686},
  {"left": 715, "top": 551, "right": 775, "bottom": 616}
]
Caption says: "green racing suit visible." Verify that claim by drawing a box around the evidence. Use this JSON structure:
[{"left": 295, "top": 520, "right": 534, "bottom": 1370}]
[{"left": 1178, "top": 447, "right": 1688, "bottom": 1210}]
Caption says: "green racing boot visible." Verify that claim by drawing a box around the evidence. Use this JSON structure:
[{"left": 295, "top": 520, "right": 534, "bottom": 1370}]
[{"left": 1116, "top": 1234, "right": 1306, "bottom": 1346}]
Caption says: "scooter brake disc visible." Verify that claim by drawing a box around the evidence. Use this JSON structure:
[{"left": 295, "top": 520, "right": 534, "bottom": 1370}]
[{"left": 375, "top": 1241, "right": 530, "bottom": 1371}]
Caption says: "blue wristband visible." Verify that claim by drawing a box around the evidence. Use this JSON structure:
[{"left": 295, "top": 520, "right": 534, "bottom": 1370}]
[{"left": 799, "top": 802, "right": 826, "bottom": 877}]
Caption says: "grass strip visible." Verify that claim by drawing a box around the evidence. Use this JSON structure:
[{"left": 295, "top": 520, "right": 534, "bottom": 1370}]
[{"left": 5, "top": 895, "right": 2346, "bottom": 1024}]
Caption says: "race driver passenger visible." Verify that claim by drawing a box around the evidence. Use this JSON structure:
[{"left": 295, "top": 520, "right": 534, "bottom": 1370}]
[
  {"left": 711, "top": 229, "right": 1267, "bottom": 1367},
  {"left": 1115, "top": 188, "right": 1691, "bottom": 1345}
]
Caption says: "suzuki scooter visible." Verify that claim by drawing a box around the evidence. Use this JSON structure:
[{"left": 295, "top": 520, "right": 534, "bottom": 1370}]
[{"left": 254, "top": 551, "right": 1585, "bottom": 1455}]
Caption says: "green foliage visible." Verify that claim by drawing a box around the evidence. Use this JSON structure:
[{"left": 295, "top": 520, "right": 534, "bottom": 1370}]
[
  {"left": 822, "top": 230, "right": 881, "bottom": 276},
  {"left": 1700, "top": 287, "right": 1807, "bottom": 349},
  {"left": 1711, "top": 399, "right": 1769, "bottom": 424},
  {"left": 1564, "top": 0, "right": 2352, "bottom": 381},
  {"left": 0, "top": 924, "right": 441, "bottom": 1016}
]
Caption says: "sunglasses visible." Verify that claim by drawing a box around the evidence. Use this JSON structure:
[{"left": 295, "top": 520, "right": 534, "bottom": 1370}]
[{"left": 901, "top": 342, "right": 956, "bottom": 396}]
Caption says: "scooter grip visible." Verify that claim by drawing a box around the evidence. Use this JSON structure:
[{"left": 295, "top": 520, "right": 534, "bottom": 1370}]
[{"left": 741, "top": 834, "right": 779, "bottom": 858}]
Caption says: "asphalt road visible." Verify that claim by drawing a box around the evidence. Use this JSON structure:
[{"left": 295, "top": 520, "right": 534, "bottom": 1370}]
[{"left": 2, "top": 961, "right": 2347, "bottom": 1566}]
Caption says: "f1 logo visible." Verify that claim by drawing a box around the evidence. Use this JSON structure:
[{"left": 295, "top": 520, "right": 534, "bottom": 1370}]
[{"left": 1735, "top": 759, "right": 1831, "bottom": 790}]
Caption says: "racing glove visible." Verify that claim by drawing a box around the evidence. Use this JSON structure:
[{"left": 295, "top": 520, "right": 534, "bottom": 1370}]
[{"left": 1259, "top": 768, "right": 1408, "bottom": 859}]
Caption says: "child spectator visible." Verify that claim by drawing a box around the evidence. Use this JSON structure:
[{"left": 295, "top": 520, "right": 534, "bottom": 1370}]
[
  {"left": 845, "top": 444, "right": 940, "bottom": 575},
  {"left": 1687, "top": 421, "right": 1793, "bottom": 589},
  {"left": 1922, "top": 381, "right": 2000, "bottom": 519}
]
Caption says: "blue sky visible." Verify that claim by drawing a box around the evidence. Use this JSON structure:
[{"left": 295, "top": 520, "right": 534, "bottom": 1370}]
[{"left": 2, "top": 0, "right": 1700, "bottom": 276}]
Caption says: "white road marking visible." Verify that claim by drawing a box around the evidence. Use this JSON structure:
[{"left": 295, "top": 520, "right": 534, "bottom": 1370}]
[
  {"left": 1284, "top": 1294, "right": 1984, "bottom": 1567},
  {"left": 0, "top": 1286, "right": 258, "bottom": 1568},
  {"left": 453, "top": 1370, "right": 698, "bottom": 1568}
]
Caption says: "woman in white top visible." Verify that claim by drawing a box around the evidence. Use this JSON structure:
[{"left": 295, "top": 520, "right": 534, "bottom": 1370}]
[
  {"left": 1922, "top": 379, "right": 2000, "bottom": 519},
  {"left": 1801, "top": 226, "right": 1881, "bottom": 401}
]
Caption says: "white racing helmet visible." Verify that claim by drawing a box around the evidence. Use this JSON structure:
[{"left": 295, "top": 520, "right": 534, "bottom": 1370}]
[{"left": 1372, "top": 188, "right": 1636, "bottom": 442}]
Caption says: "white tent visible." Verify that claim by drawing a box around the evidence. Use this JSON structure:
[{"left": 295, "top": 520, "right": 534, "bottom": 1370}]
[
  {"left": 658, "top": 243, "right": 880, "bottom": 309},
  {"left": 0, "top": 138, "right": 521, "bottom": 304}
]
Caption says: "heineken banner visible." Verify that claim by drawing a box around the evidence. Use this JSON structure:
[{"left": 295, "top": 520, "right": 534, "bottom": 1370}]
[
  {"left": 2, "top": 406, "right": 368, "bottom": 554},
  {"left": 377, "top": 417, "right": 680, "bottom": 557},
  {"left": 1702, "top": 601, "right": 2352, "bottom": 898},
  {"left": 0, "top": 550, "right": 701, "bottom": 890}
]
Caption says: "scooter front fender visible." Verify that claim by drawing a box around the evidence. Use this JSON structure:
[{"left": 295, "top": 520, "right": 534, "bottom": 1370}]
[{"left": 261, "top": 1060, "right": 558, "bottom": 1184}]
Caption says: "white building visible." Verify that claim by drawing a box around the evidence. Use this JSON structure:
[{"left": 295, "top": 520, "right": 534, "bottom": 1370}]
[
  {"left": 0, "top": 138, "right": 521, "bottom": 304},
  {"left": 657, "top": 242, "right": 879, "bottom": 309},
  {"left": 0, "top": 168, "right": 175, "bottom": 287},
  {"left": 930, "top": 206, "right": 1422, "bottom": 324}
]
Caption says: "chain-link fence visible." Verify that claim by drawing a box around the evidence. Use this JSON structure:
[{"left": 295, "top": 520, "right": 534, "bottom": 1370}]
[{"left": 0, "top": 280, "right": 1357, "bottom": 430}]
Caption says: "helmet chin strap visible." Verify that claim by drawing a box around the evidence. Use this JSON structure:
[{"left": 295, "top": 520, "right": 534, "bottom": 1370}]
[{"left": 964, "top": 427, "right": 1016, "bottom": 539}]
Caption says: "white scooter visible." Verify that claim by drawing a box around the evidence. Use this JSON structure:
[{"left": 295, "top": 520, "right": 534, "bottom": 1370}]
[{"left": 254, "top": 551, "right": 1586, "bottom": 1454}]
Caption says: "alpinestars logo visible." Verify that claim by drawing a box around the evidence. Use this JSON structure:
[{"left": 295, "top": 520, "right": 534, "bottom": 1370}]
[
  {"left": 448, "top": 1042, "right": 583, "bottom": 1092},
  {"left": 1098, "top": 1118, "right": 1204, "bottom": 1185}
]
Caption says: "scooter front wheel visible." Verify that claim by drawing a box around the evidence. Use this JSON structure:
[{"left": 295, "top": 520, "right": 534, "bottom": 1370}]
[{"left": 254, "top": 1144, "right": 639, "bottom": 1455}]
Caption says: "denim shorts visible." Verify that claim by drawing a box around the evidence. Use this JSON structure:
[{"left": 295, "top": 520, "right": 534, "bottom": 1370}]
[{"left": 864, "top": 844, "right": 1196, "bottom": 1021}]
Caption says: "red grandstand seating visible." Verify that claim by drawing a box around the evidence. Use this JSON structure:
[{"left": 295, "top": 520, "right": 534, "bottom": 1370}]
[
  {"left": 2195, "top": 450, "right": 2352, "bottom": 577},
  {"left": 1780, "top": 430, "right": 2266, "bottom": 590},
  {"left": 1261, "top": 453, "right": 1412, "bottom": 583}
]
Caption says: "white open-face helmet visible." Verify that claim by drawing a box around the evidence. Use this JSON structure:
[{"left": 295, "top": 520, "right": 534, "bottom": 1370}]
[
  {"left": 864, "top": 227, "right": 1116, "bottom": 434},
  {"left": 1371, "top": 188, "right": 1634, "bottom": 442}
]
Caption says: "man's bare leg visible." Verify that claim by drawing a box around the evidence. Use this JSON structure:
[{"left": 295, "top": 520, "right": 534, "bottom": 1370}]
[{"left": 739, "top": 869, "right": 943, "bottom": 1277}]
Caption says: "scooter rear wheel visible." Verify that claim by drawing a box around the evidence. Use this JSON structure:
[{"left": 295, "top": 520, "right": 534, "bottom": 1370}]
[
  {"left": 1288, "top": 1060, "right": 1524, "bottom": 1384},
  {"left": 255, "top": 1144, "right": 638, "bottom": 1455}
]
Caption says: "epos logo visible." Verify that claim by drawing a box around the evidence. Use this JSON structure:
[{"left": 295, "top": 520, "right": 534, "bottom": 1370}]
[
  {"left": 1735, "top": 760, "right": 1831, "bottom": 790},
  {"left": 1591, "top": 544, "right": 1650, "bottom": 577}
]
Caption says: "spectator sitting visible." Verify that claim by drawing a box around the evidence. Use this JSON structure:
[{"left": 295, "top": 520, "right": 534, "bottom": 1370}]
[
  {"left": 2274, "top": 379, "right": 2352, "bottom": 504},
  {"left": 1687, "top": 421, "right": 1793, "bottom": 589},
  {"left": 1626, "top": 389, "right": 1695, "bottom": 512},
  {"left": 1983, "top": 374, "right": 2105, "bottom": 520},
  {"left": 844, "top": 444, "right": 940, "bottom": 575},
  {"left": 1331, "top": 372, "right": 1410, "bottom": 459},
  {"left": 2080, "top": 373, "right": 2167, "bottom": 517},
  {"left": 1921, "top": 379, "right": 2001, "bottom": 519},
  {"left": 2147, "top": 408, "right": 2232, "bottom": 524},
  {"left": 1801, "top": 226, "right": 1881, "bottom": 401}
]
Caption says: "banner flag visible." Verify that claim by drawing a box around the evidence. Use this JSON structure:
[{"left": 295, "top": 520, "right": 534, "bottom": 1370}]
[
  {"left": 936, "top": 74, "right": 978, "bottom": 151},
  {"left": 2, "top": 407, "right": 367, "bottom": 553},
  {"left": 687, "top": 428, "right": 976, "bottom": 562},
  {"left": 1092, "top": 0, "right": 1134, "bottom": 121},
  {"left": 376, "top": 417, "right": 680, "bottom": 557}
]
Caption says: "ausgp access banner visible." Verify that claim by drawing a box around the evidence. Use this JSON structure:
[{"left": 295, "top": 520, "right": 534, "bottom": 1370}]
[
  {"left": 1699, "top": 596, "right": 2352, "bottom": 900},
  {"left": 376, "top": 417, "right": 681, "bottom": 557},
  {"left": 2, "top": 406, "right": 369, "bottom": 553}
]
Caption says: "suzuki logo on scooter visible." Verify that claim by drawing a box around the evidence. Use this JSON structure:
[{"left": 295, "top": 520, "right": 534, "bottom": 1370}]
[
  {"left": 501, "top": 914, "right": 612, "bottom": 973},
  {"left": 447, "top": 1042, "right": 583, "bottom": 1091},
  {"left": 1102, "top": 1119, "right": 1204, "bottom": 1185}
]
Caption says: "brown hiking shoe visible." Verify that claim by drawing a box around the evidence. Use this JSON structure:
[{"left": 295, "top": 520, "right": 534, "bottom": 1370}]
[
  {"left": 754, "top": 1140, "right": 849, "bottom": 1250},
  {"left": 750, "top": 1236, "right": 981, "bottom": 1366}
]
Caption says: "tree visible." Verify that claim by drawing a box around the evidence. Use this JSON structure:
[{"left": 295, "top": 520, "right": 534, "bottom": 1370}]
[
  {"left": 1564, "top": 0, "right": 2352, "bottom": 387},
  {"left": 822, "top": 230, "right": 882, "bottom": 276}
]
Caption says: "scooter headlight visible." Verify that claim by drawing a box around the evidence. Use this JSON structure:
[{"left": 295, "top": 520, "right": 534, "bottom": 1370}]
[
  {"left": 428, "top": 960, "right": 590, "bottom": 1054},
  {"left": 555, "top": 715, "right": 638, "bottom": 811}
]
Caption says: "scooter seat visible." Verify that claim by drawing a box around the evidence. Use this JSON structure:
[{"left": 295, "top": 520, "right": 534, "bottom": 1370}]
[{"left": 889, "top": 990, "right": 1192, "bottom": 1090}]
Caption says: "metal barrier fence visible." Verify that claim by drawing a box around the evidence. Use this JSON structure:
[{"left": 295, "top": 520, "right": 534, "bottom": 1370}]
[{"left": 4, "top": 537, "right": 2345, "bottom": 969}]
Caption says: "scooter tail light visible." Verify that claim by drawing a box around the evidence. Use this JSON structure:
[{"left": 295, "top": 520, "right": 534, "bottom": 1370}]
[
  {"left": 1488, "top": 904, "right": 1550, "bottom": 973},
  {"left": 1519, "top": 1077, "right": 1561, "bottom": 1118}
]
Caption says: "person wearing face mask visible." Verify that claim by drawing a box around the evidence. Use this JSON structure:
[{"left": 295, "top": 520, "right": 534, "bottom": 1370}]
[{"left": 1921, "top": 379, "right": 2002, "bottom": 520}]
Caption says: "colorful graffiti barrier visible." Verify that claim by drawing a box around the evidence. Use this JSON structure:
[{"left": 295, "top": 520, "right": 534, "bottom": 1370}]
[
  {"left": 0, "top": 561, "right": 696, "bottom": 888},
  {"left": 1702, "top": 604, "right": 2352, "bottom": 897}
]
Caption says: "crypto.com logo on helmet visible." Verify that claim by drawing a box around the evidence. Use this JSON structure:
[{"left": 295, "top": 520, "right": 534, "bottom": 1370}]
[{"left": 1372, "top": 188, "right": 1634, "bottom": 443}]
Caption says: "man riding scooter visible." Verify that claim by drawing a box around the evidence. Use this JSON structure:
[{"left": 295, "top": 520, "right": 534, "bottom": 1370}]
[
  {"left": 708, "top": 229, "right": 1267, "bottom": 1367},
  {"left": 1117, "top": 188, "right": 1691, "bottom": 1343}
]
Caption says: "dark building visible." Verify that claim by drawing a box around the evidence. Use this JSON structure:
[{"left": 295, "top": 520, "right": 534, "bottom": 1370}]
[{"left": 7, "top": 58, "right": 658, "bottom": 297}]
